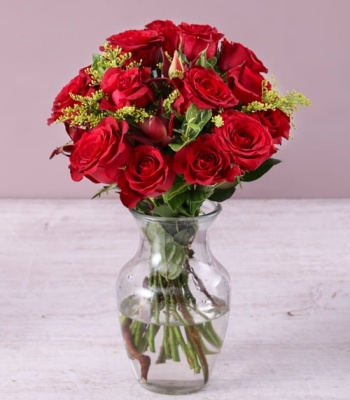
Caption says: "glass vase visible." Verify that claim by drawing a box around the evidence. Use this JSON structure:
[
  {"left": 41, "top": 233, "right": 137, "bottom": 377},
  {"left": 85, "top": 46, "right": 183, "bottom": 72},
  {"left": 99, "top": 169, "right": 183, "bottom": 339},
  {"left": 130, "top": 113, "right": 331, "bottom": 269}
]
[{"left": 116, "top": 201, "right": 230, "bottom": 395}]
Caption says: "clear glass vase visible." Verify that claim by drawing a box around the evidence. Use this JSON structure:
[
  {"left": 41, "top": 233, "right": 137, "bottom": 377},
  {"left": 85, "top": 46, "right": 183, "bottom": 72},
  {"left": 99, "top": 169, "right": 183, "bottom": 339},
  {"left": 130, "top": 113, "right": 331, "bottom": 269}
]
[{"left": 117, "top": 201, "right": 230, "bottom": 395}]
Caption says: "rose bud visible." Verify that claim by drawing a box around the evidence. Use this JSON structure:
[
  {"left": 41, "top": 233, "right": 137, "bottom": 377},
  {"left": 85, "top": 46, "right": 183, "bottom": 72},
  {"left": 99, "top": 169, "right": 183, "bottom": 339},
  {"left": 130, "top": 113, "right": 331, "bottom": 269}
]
[{"left": 168, "top": 50, "right": 185, "bottom": 79}]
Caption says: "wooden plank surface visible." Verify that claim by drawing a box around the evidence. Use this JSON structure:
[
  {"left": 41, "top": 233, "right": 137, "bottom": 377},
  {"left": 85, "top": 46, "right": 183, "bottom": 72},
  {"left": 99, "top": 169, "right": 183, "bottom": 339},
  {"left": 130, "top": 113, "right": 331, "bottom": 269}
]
[{"left": 0, "top": 199, "right": 349, "bottom": 400}]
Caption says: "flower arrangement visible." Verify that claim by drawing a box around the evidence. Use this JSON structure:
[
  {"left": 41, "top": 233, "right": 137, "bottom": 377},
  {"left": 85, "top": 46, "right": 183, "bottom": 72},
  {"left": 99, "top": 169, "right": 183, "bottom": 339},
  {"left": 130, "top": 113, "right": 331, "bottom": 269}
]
[
  {"left": 48, "top": 20, "right": 309, "bottom": 391},
  {"left": 48, "top": 20, "right": 309, "bottom": 215}
]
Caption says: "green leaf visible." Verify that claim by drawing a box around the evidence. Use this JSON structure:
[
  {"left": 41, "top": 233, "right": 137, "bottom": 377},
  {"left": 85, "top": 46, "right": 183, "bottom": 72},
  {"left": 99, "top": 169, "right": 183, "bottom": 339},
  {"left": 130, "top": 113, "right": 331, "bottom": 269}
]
[
  {"left": 209, "top": 185, "right": 236, "bottom": 202},
  {"left": 188, "top": 186, "right": 215, "bottom": 202},
  {"left": 145, "top": 222, "right": 185, "bottom": 279},
  {"left": 168, "top": 192, "right": 188, "bottom": 212},
  {"left": 163, "top": 242, "right": 186, "bottom": 279},
  {"left": 241, "top": 158, "right": 281, "bottom": 182},
  {"left": 185, "top": 105, "right": 212, "bottom": 138},
  {"left": 189, "top": 201, "right": 205, "bottom": 216},
  {"left": 168, "top": 138, "right": 194, "bottom": 152},
  {"left": 163, "top": 177, "right": 189, "bottom": 202},
  {"left": 169, "top": 106, "right": 212, "bottom": 152},
  {"left": 187, "top": 186, "right": 215, "bottom": 216},
  {"left": 185, "top": 103, "right": 199, "bottom": 123},
  {"left": 195, "top": 48, "right": 216, "bottom": 70},
  {"left": 152, "top": 204, "right": 179, "bottom": 218},
  {"left": 191, "top": 109, "right": 212, "bottom": 133},
  {"left": 187, "top": 122, "right": 201, "bottom": 135},
  {"left": 174, "top": 226, "right": 196, "bottom": 245},
  {"left": 207, "top": 57, "right": 217, "bottom": 68}
]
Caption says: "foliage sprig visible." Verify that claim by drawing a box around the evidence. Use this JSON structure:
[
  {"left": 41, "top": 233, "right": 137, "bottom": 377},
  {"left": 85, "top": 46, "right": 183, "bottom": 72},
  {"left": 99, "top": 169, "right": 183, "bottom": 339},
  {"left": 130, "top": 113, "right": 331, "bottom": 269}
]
[
  {"left": 86, "top": 44, "right": 137, "bottom": 85},
  {"left": 57, "top": 90, "right": 106, "bottom": 127},
  {"left": 242, "top": 79, "right": 311, "bottom": 118}
]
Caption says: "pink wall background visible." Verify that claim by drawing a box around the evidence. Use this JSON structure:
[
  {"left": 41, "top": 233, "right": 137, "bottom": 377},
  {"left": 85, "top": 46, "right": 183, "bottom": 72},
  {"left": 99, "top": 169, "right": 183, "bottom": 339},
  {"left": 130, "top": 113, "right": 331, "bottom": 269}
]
[{"left": 0, "top": 0, "right": 349, "bottom": 199}]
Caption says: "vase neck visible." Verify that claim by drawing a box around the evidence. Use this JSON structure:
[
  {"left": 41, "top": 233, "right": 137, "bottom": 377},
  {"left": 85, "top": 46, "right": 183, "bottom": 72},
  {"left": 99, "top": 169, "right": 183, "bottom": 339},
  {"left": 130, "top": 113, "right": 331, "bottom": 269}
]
[
  {"left": 130, "top": 201, "right": 221, "bottom": 230},
  {"left": 130, "top": 202, "right": 221, "bottom": 277}
]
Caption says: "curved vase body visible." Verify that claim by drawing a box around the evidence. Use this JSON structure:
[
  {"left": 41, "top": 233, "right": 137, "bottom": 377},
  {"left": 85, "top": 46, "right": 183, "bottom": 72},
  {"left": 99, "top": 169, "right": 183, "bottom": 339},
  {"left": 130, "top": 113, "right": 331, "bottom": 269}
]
[{"left": 117, "top": 201, "right": 230, "bottom": 394}]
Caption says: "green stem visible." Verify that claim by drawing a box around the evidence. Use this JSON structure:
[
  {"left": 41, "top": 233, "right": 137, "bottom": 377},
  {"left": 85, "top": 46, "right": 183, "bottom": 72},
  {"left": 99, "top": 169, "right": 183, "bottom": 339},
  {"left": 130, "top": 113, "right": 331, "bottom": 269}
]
[
  {"left": 204, "top": 321, "right": 223, "bottom": 348},
  {"left": 147, "top": 323, "right": 159, "bottom": 353},
  {"left": 134, "top": 321, "right": 146, "bottom": 349},
  {"left": 169, "top": 326, "right": 180, "bottom": 362},
  {"left": 173, "top": 325, "right": 198, "bottom": 371},
  {"left": 197, "top": 322, "right": 222, "bottom": 349},
  {"left": 163, "top": 325, "right": 171, "bottom": 359}
]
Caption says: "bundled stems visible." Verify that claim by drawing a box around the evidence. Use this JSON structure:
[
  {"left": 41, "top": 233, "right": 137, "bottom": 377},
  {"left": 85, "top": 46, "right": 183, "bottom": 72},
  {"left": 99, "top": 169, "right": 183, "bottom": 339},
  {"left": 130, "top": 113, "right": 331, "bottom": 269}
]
[{"left": 120, "top": 263, "right": 223, "bottom": 384}]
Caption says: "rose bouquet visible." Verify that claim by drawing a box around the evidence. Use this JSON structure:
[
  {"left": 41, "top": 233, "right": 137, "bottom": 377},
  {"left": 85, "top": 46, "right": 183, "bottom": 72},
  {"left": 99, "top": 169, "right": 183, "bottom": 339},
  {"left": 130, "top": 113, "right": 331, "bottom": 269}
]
[{"left": 48, "top": 20, "right": 309, "bottom": 391}]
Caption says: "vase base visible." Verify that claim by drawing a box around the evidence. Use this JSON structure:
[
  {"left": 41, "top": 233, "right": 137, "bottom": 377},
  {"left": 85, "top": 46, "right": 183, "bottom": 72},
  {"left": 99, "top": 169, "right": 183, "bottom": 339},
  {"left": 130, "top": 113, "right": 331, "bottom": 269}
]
[{"left": 141, "top": 379, "right": 205, "bottom": 395}]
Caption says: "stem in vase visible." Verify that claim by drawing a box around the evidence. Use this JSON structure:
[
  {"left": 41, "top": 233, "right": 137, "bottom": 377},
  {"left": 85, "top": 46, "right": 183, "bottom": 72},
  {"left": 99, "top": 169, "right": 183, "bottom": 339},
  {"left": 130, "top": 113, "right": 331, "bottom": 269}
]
[{"left": 120, "top": 316, "right": 151, "bottom": 382}]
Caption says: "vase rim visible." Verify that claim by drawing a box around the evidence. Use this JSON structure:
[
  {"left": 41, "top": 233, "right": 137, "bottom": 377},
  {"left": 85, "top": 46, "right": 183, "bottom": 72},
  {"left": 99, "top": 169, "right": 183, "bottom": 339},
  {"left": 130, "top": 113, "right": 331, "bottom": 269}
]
[{"left": 130, "top": 200, "right": 222, "bottom": 223}]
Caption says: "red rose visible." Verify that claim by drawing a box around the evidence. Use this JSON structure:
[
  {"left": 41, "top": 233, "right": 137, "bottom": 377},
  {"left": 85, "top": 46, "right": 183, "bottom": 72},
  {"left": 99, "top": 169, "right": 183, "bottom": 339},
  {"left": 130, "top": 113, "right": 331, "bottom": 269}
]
[
  {"left": 105, "top": 29, "right": 164, "bottom": 67},
  {"left": 145, "top": 20, "right": 180, "bottom": 58},
  {"left": 100, "top": 67, "right": 154, "bottom": 110},
  {"left": 118, "top": 145, "right": 175, "bottom": 209},
  {"left": 178, "top": 22, "right": 223, "bottom": 62},
  {"left": 251, "top": 109, "right": 290, "bottom": 145},
  {"left": 214, "top": 110, "right": 275, "bottom": 171},
  {"left": 217, "top": 40, "right": 268, "bottom": 73},
  {"left": 47, "top": 67, "right": 94, "bottom": 125},
  {"left": 173, "top": 67, "right": 238, "bottom": 113},
  {"left": 145, "top": 19, "right": 180, "bottom": 77},
  {"left": 226, "top": 65, "right": 265, "bottom": 105},
  {"left": 174, "top": 134, "right": 240, "bottom": 185},
  {"left": 69, "top": 116, "right": 130, "bottom": 183}
]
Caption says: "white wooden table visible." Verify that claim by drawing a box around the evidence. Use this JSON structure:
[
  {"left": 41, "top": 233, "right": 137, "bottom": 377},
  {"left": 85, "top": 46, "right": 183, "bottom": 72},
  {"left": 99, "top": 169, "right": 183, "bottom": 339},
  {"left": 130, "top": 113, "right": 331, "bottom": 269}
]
[{"left": 0, "top": 199, "right": 349, "bottom": 400}]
